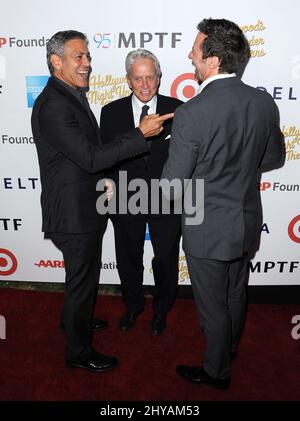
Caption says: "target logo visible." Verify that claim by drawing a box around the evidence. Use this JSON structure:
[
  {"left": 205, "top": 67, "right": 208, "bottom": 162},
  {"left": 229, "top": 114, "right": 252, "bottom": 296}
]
[
  {"left": 170, "top": 73, "right": 199, "bottom": 102},
  {"left": 288, "top": 215, "right": 300, "bottom": 243},
  {"left": 0, "top": 248, "right": 18, "bottom": 276}
]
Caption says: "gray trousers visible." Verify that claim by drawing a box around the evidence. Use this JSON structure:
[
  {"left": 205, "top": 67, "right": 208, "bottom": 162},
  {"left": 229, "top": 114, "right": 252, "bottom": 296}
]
[{"left": 186, "top": 253, "right": 249, "bottom": 379}]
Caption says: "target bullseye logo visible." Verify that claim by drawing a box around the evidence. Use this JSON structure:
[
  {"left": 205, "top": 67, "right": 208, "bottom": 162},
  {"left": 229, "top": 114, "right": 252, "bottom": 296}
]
[
  {"left": 288, "top": 215, "right": 300, "bottom": 243},
  {"left": 0, "top": 248, "right": 18, "bottom": 276},
  {"left": 170, "top": 73, "right": 199, "bottom": 101}
]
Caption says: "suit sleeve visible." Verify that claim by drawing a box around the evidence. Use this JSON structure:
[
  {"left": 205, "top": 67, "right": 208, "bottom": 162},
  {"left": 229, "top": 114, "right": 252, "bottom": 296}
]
[
  {"left": 99, "top": 105, "right": 121, "bottom": 181},
  {"left": 38, "top": 99, "right": 148, "bottom": 174},
  {"left": 259, "top": 102, "right": 285, "bottom": 171},
  {"left": 161, "top": 106, "right": 199, "bottom": 198},
  {"left": 99, "top": 105, "right": 114, "bottom": 145}
]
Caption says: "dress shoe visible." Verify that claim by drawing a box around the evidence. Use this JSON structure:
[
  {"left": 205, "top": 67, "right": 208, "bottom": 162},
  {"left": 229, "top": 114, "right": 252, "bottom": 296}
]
[
  {"left": 151, "top": 314, "right": 166, "bottom": 336},
  {"left": 61, "top": 318, "right": 108, "bottom": 332},
  {"left": 66, "top": 352, "right": 118, "bottom": 373},
  {"left": 176, "top": 365, "right": 230, "bottom": 390},
  {"left": 119, "top": 310, "right": 142, "bottom": 331},
  {"left": 91, "top": 318, "right": 108, "bottom": 331}
]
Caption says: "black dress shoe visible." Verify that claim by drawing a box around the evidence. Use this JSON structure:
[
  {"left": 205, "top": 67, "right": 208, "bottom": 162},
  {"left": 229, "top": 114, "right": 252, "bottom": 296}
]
[
  {"left": 119, "top": 310, "right": 142, "bottom": 331},
  {"left": 151, "top": 314, "right": 166, "bottom": 336},
  {"left": 66, "top": 352, "right": 118, "bottom": 373},
  {"left": 176, "top": 365, "right": 230, "bottom": 390},
  {"left": 91, "top": 318, "right": 108, "bottom": 331},
  {"left": 61, "top": 318, "right": 108, "bottom": 332}
]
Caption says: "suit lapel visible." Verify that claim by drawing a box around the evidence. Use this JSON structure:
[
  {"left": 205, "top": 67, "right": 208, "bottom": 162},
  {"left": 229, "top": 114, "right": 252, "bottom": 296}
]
[{"left": 48, "top": 78, "right": 98, "bottom": 129}]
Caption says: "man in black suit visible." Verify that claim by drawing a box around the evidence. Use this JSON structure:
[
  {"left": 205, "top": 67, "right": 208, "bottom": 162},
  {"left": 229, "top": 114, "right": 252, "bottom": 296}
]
[
  {"left": 100, "top": 49, "right": 182, "bottom": 336},
  {"left": 162, "top": 19, "right": 285, "bottom": 389},
  {"left": 31, "top": 31, "right": 173, "bottom": 373}
]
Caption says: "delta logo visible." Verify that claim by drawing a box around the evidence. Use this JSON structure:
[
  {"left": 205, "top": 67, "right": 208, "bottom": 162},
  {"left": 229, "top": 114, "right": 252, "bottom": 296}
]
[{"left": 34, "top": 260, "right": 64, "bottom": 269}]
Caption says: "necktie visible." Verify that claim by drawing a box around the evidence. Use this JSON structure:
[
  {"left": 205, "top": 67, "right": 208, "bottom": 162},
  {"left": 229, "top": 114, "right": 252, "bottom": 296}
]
[
  {"left": 79, "top": 89, "right": 91, "bottom": 116},
  {"left": 139, "top": 104, "right": 149, "bottom": 123},
  {"left": 139, "top": 105, "right": 150, "bottom": 163}
]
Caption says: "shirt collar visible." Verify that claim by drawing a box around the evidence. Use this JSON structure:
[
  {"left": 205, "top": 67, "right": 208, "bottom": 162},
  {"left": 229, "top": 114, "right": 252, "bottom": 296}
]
[
  {"left": 197, "top": 73, "right": 236, "bottom": 95},
  {"left": 131, "top": 94, "right": 157, "bottom": 127}
]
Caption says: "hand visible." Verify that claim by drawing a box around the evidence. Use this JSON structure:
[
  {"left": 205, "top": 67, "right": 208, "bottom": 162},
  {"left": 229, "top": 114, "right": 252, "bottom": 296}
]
[
  {"left": 138, "top": 113, "right": 174, "bottom": 138},
  {"left": 104, "top": 179, "right": 114, "bottom": 201}
]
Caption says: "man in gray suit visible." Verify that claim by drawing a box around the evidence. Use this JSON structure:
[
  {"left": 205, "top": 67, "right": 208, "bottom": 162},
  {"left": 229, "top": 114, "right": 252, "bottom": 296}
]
[{"left": 161, "top": 18, "right": 284, "bottom": 389}]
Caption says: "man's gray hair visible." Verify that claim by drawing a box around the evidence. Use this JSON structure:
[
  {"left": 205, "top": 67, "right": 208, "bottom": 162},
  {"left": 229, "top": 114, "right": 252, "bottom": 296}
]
[
  {"left": 46, "top": 30, "right": 88, "bottom": 74},
  {"left": 125, "top": 49, "right": 162, "bottom": 79}
]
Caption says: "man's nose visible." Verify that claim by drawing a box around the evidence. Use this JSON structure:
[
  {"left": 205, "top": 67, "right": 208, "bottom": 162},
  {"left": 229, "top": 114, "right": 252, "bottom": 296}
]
[{"left": 82, "top": 55, "right": 91, "bottom": 67}]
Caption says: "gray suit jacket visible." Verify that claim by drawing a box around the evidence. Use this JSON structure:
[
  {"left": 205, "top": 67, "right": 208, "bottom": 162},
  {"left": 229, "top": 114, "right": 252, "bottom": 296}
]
[{"left": 161, "top": 77, "right": 284, "bottom": 261}]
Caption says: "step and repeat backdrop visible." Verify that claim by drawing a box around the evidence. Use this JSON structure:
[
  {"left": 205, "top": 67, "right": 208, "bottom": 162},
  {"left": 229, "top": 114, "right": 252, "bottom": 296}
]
[{"left": 0, "top": 0, "right": 299, "bottom": 285}]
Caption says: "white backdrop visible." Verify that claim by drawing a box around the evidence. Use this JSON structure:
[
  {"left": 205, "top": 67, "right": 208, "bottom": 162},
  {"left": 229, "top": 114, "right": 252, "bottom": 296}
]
[{"left": 0, "top": 0, "right": 299, "bottom": 285}]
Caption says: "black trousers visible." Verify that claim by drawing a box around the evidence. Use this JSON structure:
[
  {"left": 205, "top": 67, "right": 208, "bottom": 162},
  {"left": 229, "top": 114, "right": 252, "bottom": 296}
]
[
  {"left": 111, "top": 214, "right": 181, "bottom": 316},
  {"left": 186, "top": 253, "right": 249, "bottom": 379},
  {"left": 49, "top": 226, "right": 106, "bottom": 362}
]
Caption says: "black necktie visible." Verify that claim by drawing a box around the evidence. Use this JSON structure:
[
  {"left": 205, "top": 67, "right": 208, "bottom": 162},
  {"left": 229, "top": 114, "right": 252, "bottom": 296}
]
[
  {"left": 79, "top": 89, "right": 91, "bottom": 116},
  {"left": 139, "top": 105, "right": 150, "bottom": 163},
  {"left": 139, "top": 104, "right": 149, "bottom": 123}
]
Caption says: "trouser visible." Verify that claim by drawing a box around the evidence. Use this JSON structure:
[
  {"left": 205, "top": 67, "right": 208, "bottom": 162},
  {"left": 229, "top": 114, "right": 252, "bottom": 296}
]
[
  {"left": 186, "top": 253, "right": 249, "bottom": 379},
  {"left": 111, "top": 215, "right": 181, "bottom": 316},
  {"left": 49, "top": 228, "right": 106, "bottom": 362}
]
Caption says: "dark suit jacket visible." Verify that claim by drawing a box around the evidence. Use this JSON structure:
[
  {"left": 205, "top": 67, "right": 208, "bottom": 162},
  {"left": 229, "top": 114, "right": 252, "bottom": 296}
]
[
  {"left": 31, "top": 77, "right": 149, "bottom": 234},
  {"left": 100, "top": 93, "right": 183, "bottom": 215},
  {"left": 162, "top": 77, "right": 285, "bottom": 260}
]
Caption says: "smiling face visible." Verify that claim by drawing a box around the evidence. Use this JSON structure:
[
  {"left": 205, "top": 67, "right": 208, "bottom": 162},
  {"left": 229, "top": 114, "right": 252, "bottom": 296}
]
[
  {"left": 51, "top": 38, "right": 91, "bottom": 88},
  {"left": 127, "top": 58, "right": 160, "bottom": 103}
]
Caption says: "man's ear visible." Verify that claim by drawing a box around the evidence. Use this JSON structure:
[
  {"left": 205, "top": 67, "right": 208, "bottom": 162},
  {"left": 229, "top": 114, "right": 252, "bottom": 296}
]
[
  {"left": 126, "top": 77, "right": 133, "bottom": 90},
  {"left": 50, "top": 54, "right": 62, "bottom": 72},
  {"left": 207, "top": 56, "right": 220, "bottom": 70}
]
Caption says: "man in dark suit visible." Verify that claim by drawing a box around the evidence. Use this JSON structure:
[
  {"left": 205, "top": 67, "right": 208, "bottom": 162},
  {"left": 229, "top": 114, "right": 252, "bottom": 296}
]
[
  {"left": 161, "top": 19, "right": 285, "bottom": 389},
  {"left": 100, "top": 49, "right": 182, "bottom": 336},
  {"left": 31, "top": 31, "right": 173, "bottom": 373}
]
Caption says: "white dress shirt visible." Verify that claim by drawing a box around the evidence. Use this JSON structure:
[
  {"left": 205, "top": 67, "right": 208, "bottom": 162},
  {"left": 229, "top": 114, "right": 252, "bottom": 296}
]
[{"left": 131, "top": 94, "right": 157, "bottom": 127}]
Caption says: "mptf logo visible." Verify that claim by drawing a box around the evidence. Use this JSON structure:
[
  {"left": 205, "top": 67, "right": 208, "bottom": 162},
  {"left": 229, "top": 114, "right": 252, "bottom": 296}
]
[
  {"left": 288, "top": 215, "right": 300, "bottom": 244},
  {"left": 25, "top": 76, "right": 49, "bottom": 107},
  {"left": 93, "top": 32, "right": 182, "bottom": 49},
  {"left": 0, "top": 248, "right": 18, "bottom": 276},
  {"left": 170, "top": 73, "right": 198, "bottom": 102}
]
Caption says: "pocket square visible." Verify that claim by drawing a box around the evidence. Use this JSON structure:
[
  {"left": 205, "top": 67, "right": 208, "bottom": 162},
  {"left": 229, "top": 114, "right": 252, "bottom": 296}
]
[{"left": 164, "top": 134, "right": 171, "bottom": 140}]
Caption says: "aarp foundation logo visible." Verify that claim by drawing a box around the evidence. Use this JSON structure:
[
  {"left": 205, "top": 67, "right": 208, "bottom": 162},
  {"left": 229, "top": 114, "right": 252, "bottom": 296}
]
[
  {"left": 0, "top": 248, "right": 18, "bottom": 276},
  {"left": 288, "top": 215, "right": 300, "bottom": 243},
  {"left": 170, "top": 73, "right": 198, "bottom": 102}
]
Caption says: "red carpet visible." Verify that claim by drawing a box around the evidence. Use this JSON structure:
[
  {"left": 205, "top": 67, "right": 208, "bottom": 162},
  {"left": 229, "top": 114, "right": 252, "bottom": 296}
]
[{"left": 0, "top": 288, "right": 300, "bottom": 401}]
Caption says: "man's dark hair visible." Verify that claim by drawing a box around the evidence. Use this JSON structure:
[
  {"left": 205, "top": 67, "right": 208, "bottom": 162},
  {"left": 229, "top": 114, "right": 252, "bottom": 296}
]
[
  {"left": 46, "top": 30, "right": 88, "bottom": 74},
  {"left": 197, "top": 18, "right": 250, "bottom": 73}
]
